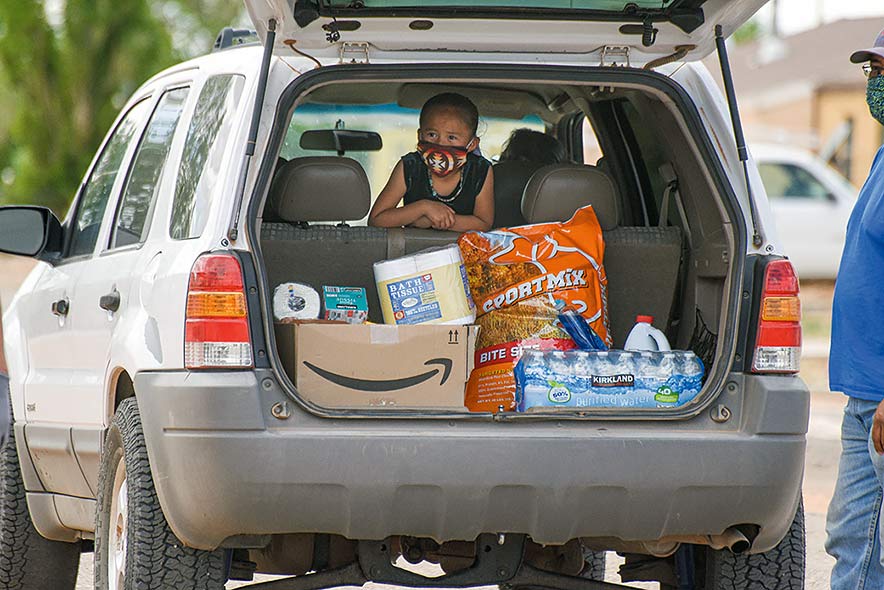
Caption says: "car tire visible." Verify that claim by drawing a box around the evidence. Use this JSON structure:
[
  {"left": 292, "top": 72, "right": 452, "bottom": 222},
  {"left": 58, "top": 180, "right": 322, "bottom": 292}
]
[
  {"left": 580, "top": 547, "right": 606, "bottom": 581},
  {"left": 0, "top": 412, "right": 80, "bottom": 589},
  {"left": 94, "top": 397, "right": 227, "bottom": 590},
  {"left": 701, "top": 500, "right": 805, "bottom": 590}
]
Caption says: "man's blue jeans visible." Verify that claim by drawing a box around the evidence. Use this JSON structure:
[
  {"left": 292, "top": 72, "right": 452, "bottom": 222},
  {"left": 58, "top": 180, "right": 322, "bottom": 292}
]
[{"left": 826, "top": 396, "right": 884, "bottom": 590}]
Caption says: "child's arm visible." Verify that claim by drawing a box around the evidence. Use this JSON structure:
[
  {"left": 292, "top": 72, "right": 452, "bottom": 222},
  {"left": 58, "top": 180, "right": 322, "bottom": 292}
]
[
  {"left": 449, "top": 167, "right": 494, "bottom": 232},
  {"left": 369, "top": 161, "right": 456, "bottom": 229}
]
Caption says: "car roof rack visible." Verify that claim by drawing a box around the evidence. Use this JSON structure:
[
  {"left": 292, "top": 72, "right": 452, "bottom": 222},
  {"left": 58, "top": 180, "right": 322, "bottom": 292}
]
[{"left": 213, "top": 27, "right": 259, "bottom": 52}]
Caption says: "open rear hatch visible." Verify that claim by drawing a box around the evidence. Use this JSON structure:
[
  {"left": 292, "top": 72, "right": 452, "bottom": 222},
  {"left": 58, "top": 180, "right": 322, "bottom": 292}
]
[
  {"left": 245, "top": 0, "right": 766, "bottom": 65},
  {"left": 241, "top": 1, "right": 772, "bottom": 419}
]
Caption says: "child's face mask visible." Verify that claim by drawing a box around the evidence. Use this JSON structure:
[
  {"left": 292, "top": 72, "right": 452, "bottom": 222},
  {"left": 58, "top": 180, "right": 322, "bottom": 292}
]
[{"left": 417, "top": 139, "right": 475, "bottom": 177}]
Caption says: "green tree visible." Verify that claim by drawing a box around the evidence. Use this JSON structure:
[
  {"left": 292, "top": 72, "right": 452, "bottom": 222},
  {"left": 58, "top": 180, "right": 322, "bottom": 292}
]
[
  {"left": 733, "top": 19, "right": 762, "bottom": 46},
  {"left": 0, "top": 0, "right": 242, "bottom": 215}
]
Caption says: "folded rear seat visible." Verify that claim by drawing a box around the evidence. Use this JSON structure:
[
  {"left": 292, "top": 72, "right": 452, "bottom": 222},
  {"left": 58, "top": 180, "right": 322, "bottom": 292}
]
[
  {"left": 260, "top": 157, "right": 391, "bottom": 321},
  {"left": 521, "top": 163, "right": 683, "bottom": 347},
  {"left": 387, "top": 227, "right": 462, "bottom": 258}
]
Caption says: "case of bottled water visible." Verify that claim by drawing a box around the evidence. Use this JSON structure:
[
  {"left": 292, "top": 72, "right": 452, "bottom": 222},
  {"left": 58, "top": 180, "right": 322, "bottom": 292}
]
[{"left": 514, "top": 349, "right": 704, "bottom": 411}]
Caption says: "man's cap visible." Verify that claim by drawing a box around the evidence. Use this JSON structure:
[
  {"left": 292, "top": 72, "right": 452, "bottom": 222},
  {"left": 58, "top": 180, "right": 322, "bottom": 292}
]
[{"left": 851, "top": 28, "right": 884, "bottom": 63}]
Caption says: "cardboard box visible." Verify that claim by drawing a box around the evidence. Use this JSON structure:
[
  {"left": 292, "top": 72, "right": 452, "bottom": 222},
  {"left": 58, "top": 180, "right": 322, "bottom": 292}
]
[{"left": 274, "top": 322, "right": 478, "bottom": 409}]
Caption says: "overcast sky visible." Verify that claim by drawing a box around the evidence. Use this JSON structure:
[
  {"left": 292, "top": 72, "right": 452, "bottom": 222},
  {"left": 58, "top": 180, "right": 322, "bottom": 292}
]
[{"left": 758, "top": 0, "right": 884, "bottom": 36}]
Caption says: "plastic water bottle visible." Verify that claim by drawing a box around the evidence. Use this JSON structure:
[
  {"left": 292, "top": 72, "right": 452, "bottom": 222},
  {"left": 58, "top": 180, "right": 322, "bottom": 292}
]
[
  {"left": 612, "top": 350, "right": 634, "bottom": 376},
  {"left": 624, "top": 315, "right": 671, "bottom": 352}
]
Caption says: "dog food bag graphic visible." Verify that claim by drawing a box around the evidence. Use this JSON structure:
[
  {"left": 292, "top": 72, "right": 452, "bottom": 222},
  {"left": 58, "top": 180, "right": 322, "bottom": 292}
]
[
  {"left": 374, "top": 244, "right": 476, "bottom": 326},
  {"left": 458, "top": 205, "right": 611, "bottom": 412}
]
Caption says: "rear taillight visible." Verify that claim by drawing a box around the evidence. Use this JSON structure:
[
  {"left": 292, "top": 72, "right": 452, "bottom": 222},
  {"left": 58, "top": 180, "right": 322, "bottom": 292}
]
[
  {"left": 185, "top": 253, "right": 253, "bottom": 369},
  {"left": 752, "top": 260, "right": 801, "bottom": 373}
]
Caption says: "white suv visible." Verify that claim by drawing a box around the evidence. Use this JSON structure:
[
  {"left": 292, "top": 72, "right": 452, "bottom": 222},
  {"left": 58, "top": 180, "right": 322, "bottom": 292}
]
[
  {"left": 754, "top": 142, "right": 857, "bottom": 279},
  {"left": 0, "top": 1, "right": 808, "bottom": 589}
]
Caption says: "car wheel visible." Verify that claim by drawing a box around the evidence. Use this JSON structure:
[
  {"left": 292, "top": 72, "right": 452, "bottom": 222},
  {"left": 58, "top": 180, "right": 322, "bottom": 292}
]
[
  {"left": 94, "top": 398, "right": 226, "bottom": 590},
  {"left": 700, "top": 500, "right": 805, "bottom": 590},
  {"left": 0, "top": 411, "right": 80, "bottom": 589},
  {"left": 579, "top": 546, "right": 606, "bottom": 581}
]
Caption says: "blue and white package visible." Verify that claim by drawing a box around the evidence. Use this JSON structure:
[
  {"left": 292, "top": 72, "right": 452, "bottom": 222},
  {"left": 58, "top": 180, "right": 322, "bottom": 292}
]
[
  {"left": 515, "top": 349, "right": 704, "bottom": 411},
  {"left": 555, "top": 301, "right": 608, "bottom": 351}
]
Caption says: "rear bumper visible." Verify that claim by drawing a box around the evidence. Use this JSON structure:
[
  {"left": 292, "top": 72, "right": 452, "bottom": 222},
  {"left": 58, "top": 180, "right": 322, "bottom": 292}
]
[{"left": 134, "top": 369, "right": 808, "bottom": 552}]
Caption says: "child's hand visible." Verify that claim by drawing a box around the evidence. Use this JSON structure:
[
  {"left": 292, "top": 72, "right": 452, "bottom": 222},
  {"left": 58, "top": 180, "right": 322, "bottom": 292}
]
[{"left": 421, "top": 201, "right": 456, "bottom": 230}]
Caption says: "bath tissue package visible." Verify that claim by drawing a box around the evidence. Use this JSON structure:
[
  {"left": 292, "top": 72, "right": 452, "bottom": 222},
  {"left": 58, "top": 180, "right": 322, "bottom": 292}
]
[
  {"left": 273, "top": 282, "right": 321, "bottom": 323},
  {"left": 374, "top": 244, "right": 475, "bottom": 326}
]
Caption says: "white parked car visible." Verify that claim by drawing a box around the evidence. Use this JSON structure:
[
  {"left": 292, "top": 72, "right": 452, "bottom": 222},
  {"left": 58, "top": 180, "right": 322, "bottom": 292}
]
[
  {"left": 0, "top": 1, "right": 808, "bottom": 589},
  {"left": 753, "top": 143, "right": 857, "bottom": 279}
]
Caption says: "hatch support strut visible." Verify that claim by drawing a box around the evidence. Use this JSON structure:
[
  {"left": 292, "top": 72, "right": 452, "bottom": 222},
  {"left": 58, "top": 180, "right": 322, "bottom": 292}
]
[
  {"left": 229, "top": 18, "right": 277, "bottom": 242},
  {"left": 714, "top": 24, "right": 762, "bottom": 248}
]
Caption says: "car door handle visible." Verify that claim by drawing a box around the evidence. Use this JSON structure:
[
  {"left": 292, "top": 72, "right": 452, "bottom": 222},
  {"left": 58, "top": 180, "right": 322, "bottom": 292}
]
[
  {"left": 99, "top": 290, "right": 121, "bottom": 313},
  {"left": 51, "top": 298, "right": 69, "bottom": 317}
]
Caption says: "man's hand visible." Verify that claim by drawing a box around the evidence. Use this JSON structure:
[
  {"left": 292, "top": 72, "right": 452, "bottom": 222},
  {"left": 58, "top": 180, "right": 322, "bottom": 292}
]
[
  {"left": 873, "top": 398, "right": 884, "bottom": 455},
  {"left": 421, "top": 201, "right": 456, "bottom": 230}
]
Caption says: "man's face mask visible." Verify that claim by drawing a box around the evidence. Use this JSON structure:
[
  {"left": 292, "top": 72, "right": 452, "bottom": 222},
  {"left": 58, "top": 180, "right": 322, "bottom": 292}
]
[
  {"left": 417, "top": 139, "right": 475, "bottom": 177},
  {"left": 867, "top": 75, "right": 884, "bottom": 125}
]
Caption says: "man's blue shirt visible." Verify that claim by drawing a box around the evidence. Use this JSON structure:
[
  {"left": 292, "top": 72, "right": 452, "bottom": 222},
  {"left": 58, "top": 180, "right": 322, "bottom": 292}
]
[{"left": 830, "top": 145, "right": 884, "bottom": 401}]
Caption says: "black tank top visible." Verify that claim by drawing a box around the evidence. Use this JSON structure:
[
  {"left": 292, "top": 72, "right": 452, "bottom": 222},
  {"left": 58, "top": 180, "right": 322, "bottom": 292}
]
[{"left": 401, "top": 151, "right": 491, "bottom": 216}]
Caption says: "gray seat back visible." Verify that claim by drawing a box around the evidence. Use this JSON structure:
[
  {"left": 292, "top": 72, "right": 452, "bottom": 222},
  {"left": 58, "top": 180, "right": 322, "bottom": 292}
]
[
  {"left": 602, "top": 227, "right": 683, "bottom": 346},
  {"left": 521, "top": 163, "right": 682, "bottom": 346},
  {"left": 268, "top": 156, "right": 370, "bottom": 223},
  {"left": 521, "top": 163, "right": 620, "bottom": 230},
  {"left": 491, "top": 160, "right": 546, "bottom": 228},
  {"left": 261, "top": 157, "right": 388, "bottom": 321}
]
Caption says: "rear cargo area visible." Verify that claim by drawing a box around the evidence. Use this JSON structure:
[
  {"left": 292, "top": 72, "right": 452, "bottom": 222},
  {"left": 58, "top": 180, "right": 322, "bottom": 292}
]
[{"left": 256, "top": 70, "right": 736, "bottom": 416}]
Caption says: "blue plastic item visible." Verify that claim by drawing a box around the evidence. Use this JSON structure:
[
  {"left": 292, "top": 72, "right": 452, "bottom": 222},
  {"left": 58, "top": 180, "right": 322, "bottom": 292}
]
[{"left": 555, "top": 301, "right": 608, "bottom": 351}]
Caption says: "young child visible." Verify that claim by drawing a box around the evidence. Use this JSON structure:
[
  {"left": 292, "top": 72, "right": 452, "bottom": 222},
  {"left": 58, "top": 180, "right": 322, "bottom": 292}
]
[
  {"left": 499, "top": 128, "right": 566, "bottom": 166},
  {"left": 368, "top": 93, "right": 494, "bottom": 232}
]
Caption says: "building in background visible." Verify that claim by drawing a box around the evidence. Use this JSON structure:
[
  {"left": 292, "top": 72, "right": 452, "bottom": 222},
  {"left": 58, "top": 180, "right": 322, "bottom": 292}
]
[
  {"left": 705, "top": 18, "right": 884, "bottom": 186},
  {"left": 761, "top": 0, "right": 884, "bottom": 38}
]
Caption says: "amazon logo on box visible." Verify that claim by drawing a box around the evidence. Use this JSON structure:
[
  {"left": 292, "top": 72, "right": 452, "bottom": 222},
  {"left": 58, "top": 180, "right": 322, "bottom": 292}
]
[{"left": 274, "top": 321, "right": 479, "bottom": 410}]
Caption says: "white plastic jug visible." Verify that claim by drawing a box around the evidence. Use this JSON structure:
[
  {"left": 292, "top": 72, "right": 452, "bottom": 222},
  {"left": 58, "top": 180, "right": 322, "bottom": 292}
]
[{"left": 624, "top": 315, "right": 671, "bottom": 351}]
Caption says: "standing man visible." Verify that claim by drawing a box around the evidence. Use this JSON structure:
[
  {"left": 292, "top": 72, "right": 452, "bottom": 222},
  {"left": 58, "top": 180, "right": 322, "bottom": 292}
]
[{"left": 826, "top": 29, "right": 884, "bottom": 589}]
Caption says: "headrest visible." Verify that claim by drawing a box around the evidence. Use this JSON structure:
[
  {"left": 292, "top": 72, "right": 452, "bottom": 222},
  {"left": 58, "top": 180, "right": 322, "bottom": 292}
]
[
  {"left": 268, "top": 157, "right": 370, "bottom": 223},
  {"left": 521, "top": 163, "right": 620, "bottom": 230}
]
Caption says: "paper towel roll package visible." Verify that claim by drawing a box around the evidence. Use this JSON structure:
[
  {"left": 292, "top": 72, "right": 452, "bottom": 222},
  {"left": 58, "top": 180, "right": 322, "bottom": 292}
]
[
  {"left": 273, "top": 283, "right": 321, "bottom": 322},
  {"left": 374, "top": 244, "right": 476, "bottom": 326}
]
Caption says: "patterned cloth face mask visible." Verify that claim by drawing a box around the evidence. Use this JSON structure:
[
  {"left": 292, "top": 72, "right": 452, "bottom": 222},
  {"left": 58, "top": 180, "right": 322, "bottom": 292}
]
[
  {"left": 867, "top": 76, "right": 884, "bottom": 125},
  {"left": 417, "top": 141, "right": 472, "bottom": 177}
]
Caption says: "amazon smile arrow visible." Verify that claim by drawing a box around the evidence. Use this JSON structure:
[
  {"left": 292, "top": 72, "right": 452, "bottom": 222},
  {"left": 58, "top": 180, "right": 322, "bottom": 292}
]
[{"left": 302, "top": 358, "right": 453, "bottom": 392}]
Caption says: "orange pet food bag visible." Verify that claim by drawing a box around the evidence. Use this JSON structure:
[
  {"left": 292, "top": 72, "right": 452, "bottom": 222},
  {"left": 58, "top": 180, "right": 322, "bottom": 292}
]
[{"left": 458, "top": 205, "right": 610, "bottom": 412}]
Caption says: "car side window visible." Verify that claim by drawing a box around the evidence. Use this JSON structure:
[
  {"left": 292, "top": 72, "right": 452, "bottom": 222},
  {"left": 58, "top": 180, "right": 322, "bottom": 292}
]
[
  {"left": 67, "top": 100, "right": 152, "bottom": 258},
  {"left": 581, "top": 117, "right": 604, "bottom": 165},
  {"left": 110, "top": 87, "right": 190, "bottom": 249},
  {"left": 758, "top": 162, "right": 832, "bottom": 201},
  {"left": 170, "top": 74, "right": 245, "bottom": 240},
  {"left": 608, "top": 101, "right": 666, "bottom": 226}
]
